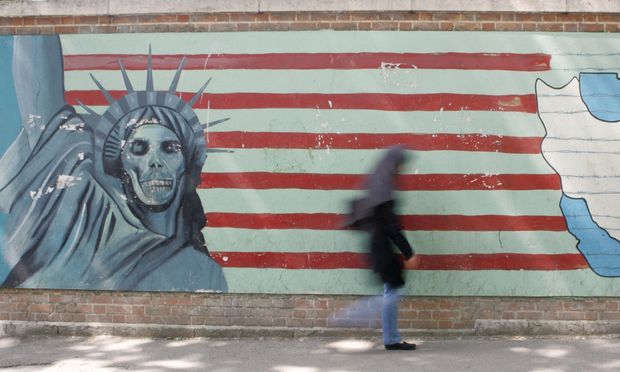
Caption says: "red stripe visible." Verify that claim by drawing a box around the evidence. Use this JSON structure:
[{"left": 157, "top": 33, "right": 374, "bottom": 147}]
[
  {"left": 206, "top": 132, "right": 542, "bottom": 153},
  {"left": 206, "top": 213, "right": 567, "bottom": 231},
  {"left": 66, "top": 91, "right": 537, "bottom": 112},
  {"left": 209, "top": 252, "right": 587, "bottom": 270},
  {"left": 63, "top": 52, "right": 551, "bottom": 71},
  {"left": 200, "top": 173, "right": 561, "bottom": 191},
  {"left": 401, "top": 215, "right": 566, "bottom": 231}
]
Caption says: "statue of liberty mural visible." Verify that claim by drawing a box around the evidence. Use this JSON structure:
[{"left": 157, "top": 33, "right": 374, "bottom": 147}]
[{"left": 0, "top": 35, "right": 227, "bottom": 291}]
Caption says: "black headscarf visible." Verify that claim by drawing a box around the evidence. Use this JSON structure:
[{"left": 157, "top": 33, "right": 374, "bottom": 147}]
[{"left": 347, "top": 145, "right": 407, "bottom": 228}]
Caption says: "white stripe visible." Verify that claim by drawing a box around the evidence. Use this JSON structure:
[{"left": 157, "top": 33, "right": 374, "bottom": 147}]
[
  {"left": 60, "top": 32, "right": 620, "bottom": 55},
  {"left": 222, "top": 268, "right": 603, "bottom": 296},
  {"left": 74, "top": 108, "right": 544, "bottom": 137},
  {"left": 204, "top": 228, "right": 577, "bottom": 255},
  {"left": 197, "top": 189, "right": 563, "bottom": 215},
  {"left": 201, "top": 149, "right": 554, "bottom": 174}
]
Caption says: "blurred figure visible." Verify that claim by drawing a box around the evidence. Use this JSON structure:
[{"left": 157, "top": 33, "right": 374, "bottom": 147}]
[{"left": 348, "top": 145, "right": 417, "bottom": 351}]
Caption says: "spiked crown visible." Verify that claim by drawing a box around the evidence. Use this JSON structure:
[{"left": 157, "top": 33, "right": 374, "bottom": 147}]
[{"left": 78, "top": 47, "right": 228, "bottom": 177}]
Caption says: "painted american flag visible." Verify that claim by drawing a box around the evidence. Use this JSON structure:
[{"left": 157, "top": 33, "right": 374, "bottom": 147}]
[{"left": 59, "top": 31, "right": 620, "bottom": 296}]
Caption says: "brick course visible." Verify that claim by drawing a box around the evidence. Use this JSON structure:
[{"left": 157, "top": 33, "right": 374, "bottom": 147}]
[
  {"left": 0, "top": 11, "right": 619, "bottom": 34},
  {"left": 0, "top": 289, "right": 619, "bottom": 333}
]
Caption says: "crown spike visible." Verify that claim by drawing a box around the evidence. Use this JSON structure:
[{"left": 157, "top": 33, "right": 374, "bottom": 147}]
[
  {"left": 89, "top": 73, "right": 115, "bottom": 105},
  {"left": 168, "top": 56, "right": 186, "bottom": 94},
  {"left": 201, "top": 117, "right": 229, "bottom": 129},
  {"left": 76, "top": 99, "right": 99, "bottom": 117},
  {"left": 146, "top": 45, "right": 154, "bottom": 92},
  {"left": 118, "top": 59, "right": 134, "bottom": 93},
  {"left": 188, "top": 78, "right": 211, "bottom": 108}
]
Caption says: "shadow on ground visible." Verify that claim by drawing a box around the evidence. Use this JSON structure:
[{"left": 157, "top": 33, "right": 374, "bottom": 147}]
[{"left": 1, "top": 336, "right": 620, "bottom": 371}]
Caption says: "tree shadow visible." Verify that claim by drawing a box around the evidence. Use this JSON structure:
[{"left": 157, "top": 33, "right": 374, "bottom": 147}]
[{"left": 0, "top": 336, "right": 620, "bottom": 371}]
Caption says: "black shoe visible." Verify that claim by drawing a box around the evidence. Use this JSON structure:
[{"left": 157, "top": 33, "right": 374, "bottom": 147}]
[{"left": 385, "top": 341, "right": 416, "bottom": 350}]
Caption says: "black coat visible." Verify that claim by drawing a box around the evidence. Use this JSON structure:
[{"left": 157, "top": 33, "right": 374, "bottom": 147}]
[{"left": 368, "top": 201, "right": 414, "bottom": 288}]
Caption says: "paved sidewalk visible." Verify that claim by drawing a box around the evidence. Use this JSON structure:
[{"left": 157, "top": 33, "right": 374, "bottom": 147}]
[{"left": 1, "top": 335, "right": 620, "bottom": 371}]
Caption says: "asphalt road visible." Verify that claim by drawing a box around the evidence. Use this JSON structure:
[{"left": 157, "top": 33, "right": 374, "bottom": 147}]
[{"left": 1, "top": 335, "right": 619, "bottom": 371}]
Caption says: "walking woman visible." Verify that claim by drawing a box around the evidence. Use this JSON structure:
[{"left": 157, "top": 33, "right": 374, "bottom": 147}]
[{"left": 349, "top": 145, "right": 417, "bottom": 350}]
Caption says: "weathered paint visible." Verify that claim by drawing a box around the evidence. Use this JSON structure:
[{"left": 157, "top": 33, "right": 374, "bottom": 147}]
[{"left": 1, "top": 31, "right": 620, "bottom": 295}]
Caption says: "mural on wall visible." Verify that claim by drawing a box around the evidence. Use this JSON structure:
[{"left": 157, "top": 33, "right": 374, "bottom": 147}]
[
  {"left": 538, "top": 73, "right": 620, "bottom": 277},
  {"left": 4, "top": 32, "right": 620, "bottom": 295},
  {"left": 0, "top": 35, "right": 227, "bottom": 291}
]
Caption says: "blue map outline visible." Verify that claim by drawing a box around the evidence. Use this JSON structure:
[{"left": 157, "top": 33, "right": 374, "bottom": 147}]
[{"left": 539, "top": 73, "right": 620, "bottom": 277}]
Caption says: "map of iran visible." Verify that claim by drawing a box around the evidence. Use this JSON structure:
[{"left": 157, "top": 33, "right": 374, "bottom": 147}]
[{"left": 538, "top": 73, "right": 620, "bottom": 277}]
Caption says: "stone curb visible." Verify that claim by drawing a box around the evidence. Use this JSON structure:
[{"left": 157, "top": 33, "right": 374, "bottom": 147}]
[
  {"left": 0, "top": 321, "right": 474, "bottom": 339},
  {"left": 3, "top": 320, "right": 620, "bottom": 339},
  {"left": 0, "top": 0, "right": 619, "bottom": 17},
  {"left": 475, "top": 319, "right": 620, "bottom": 336}
]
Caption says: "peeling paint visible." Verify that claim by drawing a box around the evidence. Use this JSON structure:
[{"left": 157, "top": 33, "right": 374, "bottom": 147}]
[
  {"left": 379, "top": 61, "right": 417, "bottom": 88},
  {"left": 56, "top": 174, "right": 82, "bottom": 189},
  {"left": 29, "top": 189, "right": 42, "bottom": 200},
  {"left": 59, "top": 122, "right": 84, "bottom": 132},
  {"left": 26, "top": 114, "right": 42, "bottom": 127},
  {"left": 497, "top": 96, "right": 522, "bottom": 108}
]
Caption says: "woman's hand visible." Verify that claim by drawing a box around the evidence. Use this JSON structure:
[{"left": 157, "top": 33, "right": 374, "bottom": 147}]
[{"left": 404, "top": 255, "right": 421, "bottom": 269}]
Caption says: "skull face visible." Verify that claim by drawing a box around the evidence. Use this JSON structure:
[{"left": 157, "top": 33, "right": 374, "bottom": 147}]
[{"left": 121, "top": 124, "right": 185, "bottom": 207}]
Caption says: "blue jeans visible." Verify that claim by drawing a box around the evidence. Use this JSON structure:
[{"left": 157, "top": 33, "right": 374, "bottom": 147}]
[{"left": 382, "top": 283, "right": 401, "bottom": 345}]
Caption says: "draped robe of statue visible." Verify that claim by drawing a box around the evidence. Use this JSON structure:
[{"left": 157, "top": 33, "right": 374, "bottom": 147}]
[{"left": 0, "top": 36, "right": 227, "bottom": 292}]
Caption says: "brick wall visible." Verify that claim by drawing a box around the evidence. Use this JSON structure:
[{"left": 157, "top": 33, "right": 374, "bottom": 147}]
[
  {"left": 1, "top": 9, "right": 619, "bottom": 336},
  {"left": 2, "top": 289, "right": 620, "bottom": 336},
  {"left": 0, "top": 12, "right": 619, "bottom": 34}
]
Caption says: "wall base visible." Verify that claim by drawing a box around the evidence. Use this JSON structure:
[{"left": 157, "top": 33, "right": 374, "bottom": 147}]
[
  {"left": 0, "top": 320, "right": 475, "bottom": 339},
  {"left": 476, "top": 320, "right": 620, "bottom": 336},
  {"left": 3, "top": 319, "right": 620, "bottom": 339},
  {"left": 2, "top": 289, "right": 620, "bottom": 337}
]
